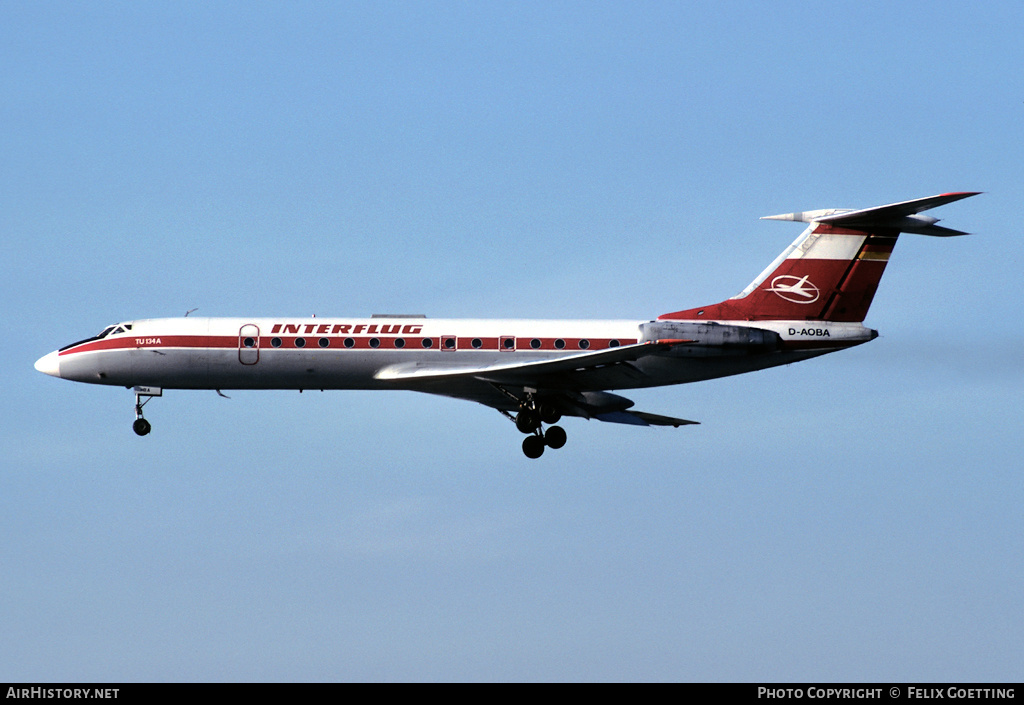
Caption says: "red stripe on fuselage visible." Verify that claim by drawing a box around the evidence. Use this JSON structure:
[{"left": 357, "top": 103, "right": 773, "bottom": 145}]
[
  {"left": 58, "top": 336, "right": 232, "bottom": 355},
  {"left": 58, "top": 335, "right": 639, "bottom": 355}
]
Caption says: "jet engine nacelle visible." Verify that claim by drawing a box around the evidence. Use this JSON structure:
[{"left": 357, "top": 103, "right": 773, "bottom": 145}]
[{"left": 640, "top": 320, "right": 781, "bottom": 356}]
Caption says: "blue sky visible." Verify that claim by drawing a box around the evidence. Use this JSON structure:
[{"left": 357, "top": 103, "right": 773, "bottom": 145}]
[{"left": 3, "top": 1, "right": 1021, "bottom": 681}]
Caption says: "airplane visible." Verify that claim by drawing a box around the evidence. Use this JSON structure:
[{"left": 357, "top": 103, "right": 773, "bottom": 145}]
[{"left": 34, "top": 192, "right": 977, "bottom": 458}]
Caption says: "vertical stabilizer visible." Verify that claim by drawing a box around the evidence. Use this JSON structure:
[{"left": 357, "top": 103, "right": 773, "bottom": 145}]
[{"left": 659, "top": 192, "right": 978, "bottom": 323}]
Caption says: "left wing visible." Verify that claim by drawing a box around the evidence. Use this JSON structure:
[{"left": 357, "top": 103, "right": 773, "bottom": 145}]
[
  {"left": 374, "top": 340, "right": 680, "bottom": 384},
  {"left": 375, "top": 341, "right": 699, "bottom": 427}
]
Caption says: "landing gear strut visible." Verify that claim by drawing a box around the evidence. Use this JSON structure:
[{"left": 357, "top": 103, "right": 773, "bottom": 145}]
[
  {"left": 133, "top": 397, "right": 152, "bottom": 436},
  {"left": 131, "top": 386, "right": 161, "bottom": 436}
]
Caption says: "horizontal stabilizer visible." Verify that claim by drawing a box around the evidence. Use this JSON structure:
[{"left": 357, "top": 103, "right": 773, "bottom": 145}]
[{"left": 762, "top": 192, "right": 980, "bottom": 236}]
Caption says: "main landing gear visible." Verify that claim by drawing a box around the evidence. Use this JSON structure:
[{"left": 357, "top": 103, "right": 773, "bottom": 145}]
[{"left": 505, "top": 396, "right": 567, "bottom": 459}]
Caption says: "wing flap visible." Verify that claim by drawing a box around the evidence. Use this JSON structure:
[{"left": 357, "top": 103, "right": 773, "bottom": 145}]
[
  {"left": 594, "top": 410, "right": 699, "bottom": 427},
  {"left": 629, "top": 410, "right": 700, "bottom": 427}
]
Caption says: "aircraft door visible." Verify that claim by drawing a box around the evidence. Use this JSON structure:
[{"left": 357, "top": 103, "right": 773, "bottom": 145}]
[{"left": 239, "top": 324, "right": 260, "bottom": 365}]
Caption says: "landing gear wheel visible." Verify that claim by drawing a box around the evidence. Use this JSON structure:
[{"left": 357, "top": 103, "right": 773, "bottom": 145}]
[
  {"left": 516, "top": 409, "right": 540, "bottom": 434},
  {"left": 544, "top": 425, "right": 566, "bottom": 449},
  {"left": 522, "top": 435, "right": 545, "bottom": 459},
  {"left": 133, "top": 418, "right": 152, "bottom": 436},
  {"left": 539, "top": 403, "right": 561, "bottom": 424}
]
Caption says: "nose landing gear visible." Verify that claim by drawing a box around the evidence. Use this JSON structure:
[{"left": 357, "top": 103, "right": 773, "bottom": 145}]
[{"left": 131, "top": 386, "right": 161, "bottom": 436}]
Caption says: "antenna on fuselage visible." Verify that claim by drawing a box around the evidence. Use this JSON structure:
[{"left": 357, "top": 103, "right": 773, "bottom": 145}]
[{"left": 185, "top": 308, "right": 198, "bottom": 317}]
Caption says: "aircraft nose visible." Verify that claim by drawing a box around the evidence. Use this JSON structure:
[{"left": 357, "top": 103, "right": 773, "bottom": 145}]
[{"left": 34, "top": 350, "right": 61, "bottom": 378}]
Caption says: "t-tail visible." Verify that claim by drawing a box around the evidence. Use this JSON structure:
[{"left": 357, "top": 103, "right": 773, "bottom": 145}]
[{"left": 660, "top": 192, "right": 980, "bottom": 323}]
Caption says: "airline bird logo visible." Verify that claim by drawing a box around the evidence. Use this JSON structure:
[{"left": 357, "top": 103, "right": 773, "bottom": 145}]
[{"left": 766, "top": 274, "right": 820, "bottom": 304}]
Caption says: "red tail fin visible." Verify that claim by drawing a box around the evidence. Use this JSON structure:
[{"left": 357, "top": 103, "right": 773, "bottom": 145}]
[{"left": 660, "top": 193, "right": 978, "bottom": 323}]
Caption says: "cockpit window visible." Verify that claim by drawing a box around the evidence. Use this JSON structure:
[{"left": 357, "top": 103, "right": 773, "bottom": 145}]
[
  {"left": 61, "top": 323, "right": 125, "bottom": 352},
  {"left": 97, "top": 322, "right": 133, "bottom": 338}
]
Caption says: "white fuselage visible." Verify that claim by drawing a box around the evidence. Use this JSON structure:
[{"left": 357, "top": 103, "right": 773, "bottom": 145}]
[{"left": 39, "top": 316, "right": 874, "bottom": 395}]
